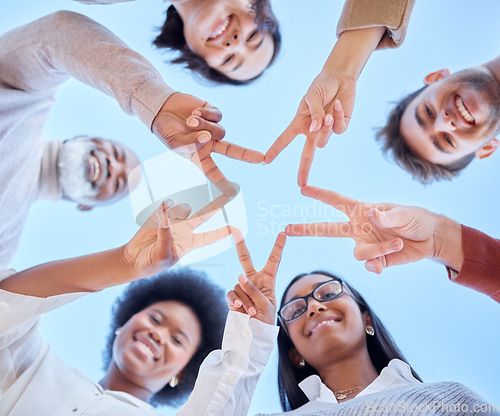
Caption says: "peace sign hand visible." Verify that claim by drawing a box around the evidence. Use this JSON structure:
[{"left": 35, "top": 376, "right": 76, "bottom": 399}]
[{"left": 227, "top": 231, "right": 287, "bottom": 325}]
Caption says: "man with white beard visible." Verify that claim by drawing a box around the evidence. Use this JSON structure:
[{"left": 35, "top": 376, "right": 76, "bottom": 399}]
[{"left": 0, "top": 132, "right": 140, "bottom": 265}]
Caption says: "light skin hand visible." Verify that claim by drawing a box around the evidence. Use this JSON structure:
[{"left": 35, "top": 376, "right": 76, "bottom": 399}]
[
  {"left": 285, "top": 185, "right": 464, "bottom": 274},
  {"left": 226, "top": 231, "right": 287, "bottom": 325},
  {"left": 152, "top": 92, "right": 263, "bottom": 196},
  {"left": 264, "top": 27, "right": 385, "bottom": 187}
]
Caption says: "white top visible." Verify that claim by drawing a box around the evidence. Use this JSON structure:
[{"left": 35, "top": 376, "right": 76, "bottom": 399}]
[
  {"left": 0, "top": 266, "right": 278, "bottom": 416},
  {"left": 298, "top": 359, "right": 421, "bottom": 404}
]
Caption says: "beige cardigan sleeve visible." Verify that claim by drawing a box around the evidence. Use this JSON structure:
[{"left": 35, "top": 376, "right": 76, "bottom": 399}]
[{"left": 337, "top": 0, "right": 416, "bottom": 49}]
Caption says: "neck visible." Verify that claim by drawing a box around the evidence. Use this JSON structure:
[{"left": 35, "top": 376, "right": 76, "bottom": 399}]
[
  {"left": 317, "top": 349, "right": 378, "bottom": 400},
  {"left": 482, "top": 55, "right": 500, "bottom": 87},
  {"left": 100, "top": 362, "right": 153, "bottom": 402},
  {"left": 38, "top": 141, "right": 63, "bottom": 201}
]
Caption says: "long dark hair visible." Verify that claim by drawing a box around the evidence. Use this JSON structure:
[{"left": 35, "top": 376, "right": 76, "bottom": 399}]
[
  {"left": 277, "top": 271, "right": 422, "bottom": 411},
  {"left": 153, "top": 0, "right": 281, "bottom": 85}
]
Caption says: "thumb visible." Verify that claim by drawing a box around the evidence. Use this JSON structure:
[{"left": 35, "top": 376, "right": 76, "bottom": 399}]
[
  {"left": 304, "top": 92, "right": 325, "bottom": 132},
  {"left": 368, "top": 206, "right": 411, "bottom": 230}
]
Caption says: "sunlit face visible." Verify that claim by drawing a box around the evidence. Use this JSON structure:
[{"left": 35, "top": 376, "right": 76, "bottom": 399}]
[
  {"left": 400, "top": 68, "right": 500, "bottom": 165},
  {"left": 59, "top": 137, "right": 140, "bottom": 209},
  {"left": 112, "top": 301, "right": 202, "bottom": 394},
  {"left": 283, "top": 274, "right": 367, "bottom": 369},
  {"left": 181, "top": 0, "right": 275, "bottom": 81}
]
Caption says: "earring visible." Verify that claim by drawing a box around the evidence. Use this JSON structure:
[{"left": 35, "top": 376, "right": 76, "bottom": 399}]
[
  {"left": 299, "top": 358, "right": 306, "bottom": 368},
  {"left": 114, "top": 327, "right": 122, "bottom": 336},
  {"left": 365, "top": 325, "right": 375, "bottom": 336},
  {"left": 169, "top": 375, "right": 179, "bottom": 388}
]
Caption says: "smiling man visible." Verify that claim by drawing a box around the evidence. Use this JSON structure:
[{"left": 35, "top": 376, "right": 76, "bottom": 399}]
[{"left": 377, "top": 57, "right": 500, "bottom": 183}]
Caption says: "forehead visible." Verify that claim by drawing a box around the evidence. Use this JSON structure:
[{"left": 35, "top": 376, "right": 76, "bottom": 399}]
[{"left": 284, "top": 274, "right": 333, "bottom": 303}]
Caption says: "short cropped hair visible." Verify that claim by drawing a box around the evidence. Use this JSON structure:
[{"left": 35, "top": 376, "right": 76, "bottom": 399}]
[
  {"left": 376, "top": 86, "right": 475, "bottom": 184},
  {"left": 153, "top": 0, "right": 281, "bottom": 86},
  {"left": 102, "top": 268, "right": 228, "bottom": 407}
]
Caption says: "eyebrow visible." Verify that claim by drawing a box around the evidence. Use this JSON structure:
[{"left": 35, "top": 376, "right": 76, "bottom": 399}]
[
  {"left": 231, "top": 36, "right": 265, "bottom": 73},
  {"left": 413, "top": 106, "right": 450, "bottom": 154},
  {"left": 153, "top": 309, "right": 191, "bottom": 345}
]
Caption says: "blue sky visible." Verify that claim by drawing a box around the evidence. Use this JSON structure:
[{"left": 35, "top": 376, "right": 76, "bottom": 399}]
[{"left": 3, "top": 0, "right": 500, "bottom": 414}]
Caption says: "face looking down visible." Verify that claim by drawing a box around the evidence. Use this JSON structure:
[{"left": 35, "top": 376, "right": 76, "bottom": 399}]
[
  {"left": 179, "top": 0, "right": 275, "bottom": 81},
  {"left": 281, "top": 274, "right": 370, "bottom": 371},
  {"left": 58, "top": 136, "right": 140, "bottom": 210},
  {"left": 400, "top": 68, "right": 500, "bottom": 166},
  {"left": 112, "top": 301, "right": 202, "bottom": 394}
]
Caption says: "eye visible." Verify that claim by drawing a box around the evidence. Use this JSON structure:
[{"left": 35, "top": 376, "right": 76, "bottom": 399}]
[
  {"left": 291, "top": 305, "right": 306, "bottom": 320},
  {"left": 172, "top": 336, "right": 184, "bottom": 347},
  {"left": 247, "top": 30, "right": 258, "bottom": 41},
  {"left": 113, "top": 146, "right": 119, "bottom": 159},
  {"left": 115, "top": 179, "right": 120, "bottom": 192},
  {"left": 107, "top": 159, "right": 111, "bottom": 178},
  {"left": 150, "top": 314, "right": 161, "bottom": 325},
  {"left": 425, "top": 105, "right": 433, "bottom": 118},
  {"left": 222, "top": 54, "right": 234, "bottom": 65},
  {"left": 444, "top": 134, "right": 455, "bottom": 148}
]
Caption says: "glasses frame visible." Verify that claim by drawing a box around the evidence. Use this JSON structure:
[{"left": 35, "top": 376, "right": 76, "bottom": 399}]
[{"left": 278, "top": 278, "right": 344, "bottom": 324}]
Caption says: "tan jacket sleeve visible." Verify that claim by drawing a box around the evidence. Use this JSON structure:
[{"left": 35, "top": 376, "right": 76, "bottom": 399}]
[{"left": 337, "top": 0, "right": 416, "bottom": 49}]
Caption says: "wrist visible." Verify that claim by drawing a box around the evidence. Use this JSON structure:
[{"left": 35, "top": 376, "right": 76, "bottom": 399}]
[{"left": 433, "top": 216, "right": 464, "bottom": 272}]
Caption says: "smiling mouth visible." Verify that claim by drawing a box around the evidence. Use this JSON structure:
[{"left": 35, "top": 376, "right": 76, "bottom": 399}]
[
  {"left": 309, "top": 317, "right": 341, "bottom": 336},
  {"left": 133, "top": 336, "right": 159, "bottom": 361},
  {"left": 455, "top": 95, "right": 475, "bottom": 124},
  {"left": 208, "top": 15, "right": 232, "bottom": 41},
  {"left": 89, "top": 153, "right": 101, "bottom": 184}
]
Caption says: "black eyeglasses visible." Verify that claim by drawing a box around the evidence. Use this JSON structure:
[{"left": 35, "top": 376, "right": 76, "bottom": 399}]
[{"left": 278, "top": 278, "right": 344, "bottom": 323}]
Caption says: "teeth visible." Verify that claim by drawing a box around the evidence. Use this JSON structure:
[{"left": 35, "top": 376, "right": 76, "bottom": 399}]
[
  {"left": 312, "top": 319, "right": 339, "bottom": 334},
  {"left": 455, "top": 96, "right": 475, "bottom": 123},
  {"left": 209, "top": 17, "right": 230, "bottom": 39},
  {"left": 90, "top": 154, "right": 100, "bottom": 183},
  {"left": 137, "top": 340, "right": 155, "bottom": 358}
]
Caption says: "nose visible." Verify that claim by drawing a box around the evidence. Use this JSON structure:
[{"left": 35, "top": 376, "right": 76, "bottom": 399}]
[
  {"left": 107, "top": 155, "right": 126, "bottom": 180},
  {"left": 149, "top": 328, "right": 166, "bottom": 345},
  {"left": 224, "top": 33, "right": 240, "bottom": 49},
  {"left": 307, "top": 299, "right": 326, "bottom": 317},
  {"left": 435, "top": 109, "right": 456, "bottom": 132}
]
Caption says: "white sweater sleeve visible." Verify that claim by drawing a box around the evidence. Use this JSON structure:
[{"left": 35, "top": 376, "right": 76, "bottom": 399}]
[
  {"left": 177, "top": 311, "right": 279, "bottom": 416},
  {"left": 0, "top": 11, "right": 175, "bottom": 128}
]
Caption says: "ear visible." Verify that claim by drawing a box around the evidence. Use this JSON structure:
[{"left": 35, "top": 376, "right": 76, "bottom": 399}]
[
  {"left": 364, "top": 313, "right": 374, "bottom": 328},
  {"left": 476, "top": 138, "right": 499, "bottom": 159},
  {"left": 288, "top": 347, "right": 303, "bottom": 369},
  {"left": 423, "top": 69, "right": 451, "bottom": 85},
  {"left": 77, "top": 204, "right": 94, "bottom": 211}
]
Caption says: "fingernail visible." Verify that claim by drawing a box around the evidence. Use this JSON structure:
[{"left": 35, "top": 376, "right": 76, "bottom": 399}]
[
  {"left": 188, "top": 118, "right": 199, "bottom": 128},
  {"left": 366, "top": 262, "right": 375, "bottom": 272},
  {"left": 198, "top": 133, "right": 210, "bottom": 143},
  {"left": 325, "top": 114, "right": 333, "bottom": 126},
  {"left": 238, "top": 274, "right": 248, "bottom": 285},
  {"left": 309, "top": 120, "right": 318, "bottom": 132},
  {"left": 248, "top": 306, "right": 257, "bottom": 316},
  {"left": 334, "top": 99, "right": 341, "bottom": 112},
  {"left": 192, "top": 110, "right": 202, "bottom": 117},
  {"left": 261, "top": 162, "right": 267, "bottom": 166},
  {"left": 234, "top": 299, "right": 242, "bottom": 308},
  {"left": 391, "top": 240, "right": 403, "bottom": 251}
]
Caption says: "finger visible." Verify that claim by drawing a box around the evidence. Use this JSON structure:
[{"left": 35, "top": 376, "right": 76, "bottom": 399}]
[
  {"left": 212, "top": 140, "right": 264, "bottom": 164},
  {"left": 304, "top": 93, "right": 325, "bottom": 133},
  {"left": 365, "top": 258, "right": 384, "bottom": 274},
  {"left": 185, "top": 194, "right": 231, "bottom": 230},
  {"left": 238, "top": 274, "right": 272, "bottom": 314},
  {"left": 300, "top": 185, "right": 358, "bottom": 215},
  {"left": 262, "top": 232, "right": 287, "bottom": 277},
  {"left": 226, "top": 289, "right": 244, "bottom": 311},
  {"left": 368, "top": 207, "right": 411, "bottom": 230},
  {"left": 189, "top": 152, "right": 237, "bottom": 197},
  {"left": 192, "top": 225, "right": 232, "bottom": 249},
  {"left": 186, "top": 117, "right": 225, "bottom": 141},
  {"left": 155, "top": 203, "right": 174, "bottom": 261},
  {"left": 166, "top": 203, "right": 192, "bottom": 221},
  {"left": 191, "top": 106, "right": 223, "bottom": 123},
  {"left": 353, "top": 239, "right": 403, "bottom": 262},
  {"left": 234, "top": 279, "right": 257, "bottom": 316},
  {"left": 332, "top": 99, "right": 348, "bottom": 135},
  {"left": 264, "top": 122, "right": 299, "bottom": 164},
  {"left": 297, "top": 137, "right": 316, "bottom": 187},
  {"left": 234, "top": 236, "right": 256, "bottom": 276},
  {"left": 285, "top": 222, "right": 352, "bottom": 238},
  {"left": 316, "top": 115, "right": 334, "bottom": 148}
]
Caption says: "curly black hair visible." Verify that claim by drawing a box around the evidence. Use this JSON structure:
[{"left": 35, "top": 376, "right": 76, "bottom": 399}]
[
  {"left": 102, "top": 268, "right": 228, "bottom": 407},
  {"left": 153, "top": 0, "right": 281, "bottom": 86}
]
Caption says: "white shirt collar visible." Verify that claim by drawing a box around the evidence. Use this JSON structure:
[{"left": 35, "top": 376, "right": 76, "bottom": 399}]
[{"left": 298, "top": 359, "right": 421, "bottom": 404}]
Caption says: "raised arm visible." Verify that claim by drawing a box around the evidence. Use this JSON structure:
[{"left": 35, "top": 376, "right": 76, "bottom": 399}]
[{"left": 0, "top": 196, "right": 232, "bottom": 298}]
